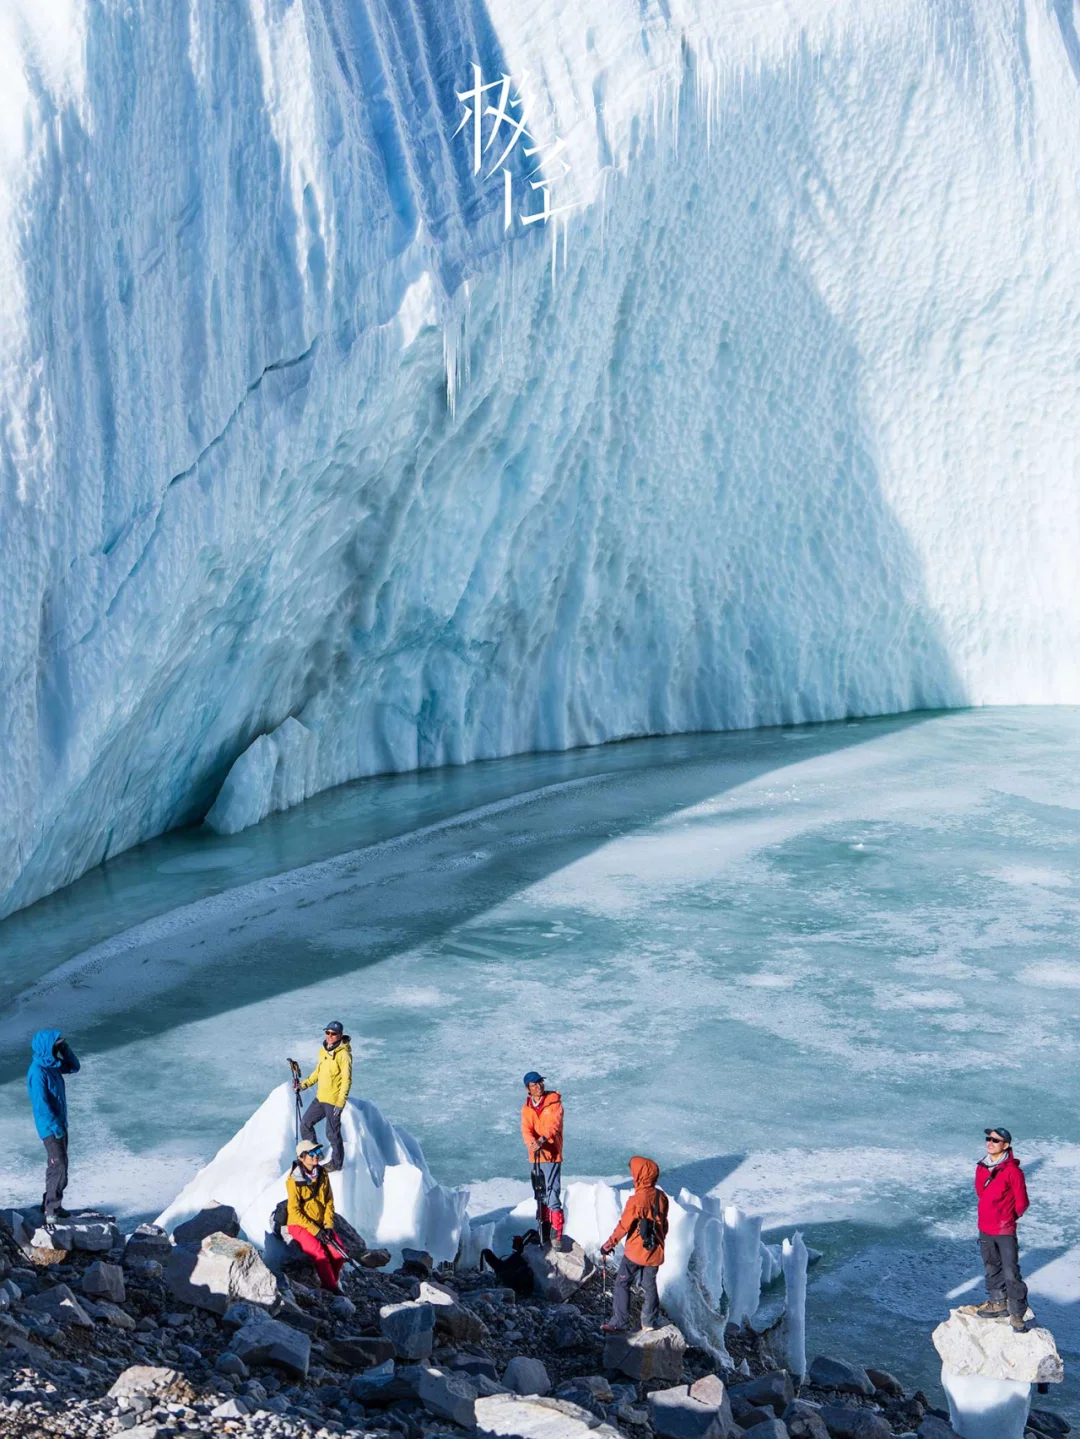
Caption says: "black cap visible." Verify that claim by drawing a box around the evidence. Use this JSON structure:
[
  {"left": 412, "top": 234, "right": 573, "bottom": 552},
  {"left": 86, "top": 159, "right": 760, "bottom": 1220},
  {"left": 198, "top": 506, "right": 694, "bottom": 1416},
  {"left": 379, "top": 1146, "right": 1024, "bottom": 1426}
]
[
  {"left": 325, "top": 1020, "right": 344, "bottom": 1035},
  {"left": 985, "top": 1127, "right": 1012, "bottom": 1144}
]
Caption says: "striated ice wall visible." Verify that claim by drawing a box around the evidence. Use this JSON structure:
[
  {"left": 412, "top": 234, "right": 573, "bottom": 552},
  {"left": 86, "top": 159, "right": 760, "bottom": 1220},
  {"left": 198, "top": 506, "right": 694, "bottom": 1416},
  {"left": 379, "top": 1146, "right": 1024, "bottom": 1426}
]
[{"left": 2, "top": 0, "right": 1079, "bottom": 913}]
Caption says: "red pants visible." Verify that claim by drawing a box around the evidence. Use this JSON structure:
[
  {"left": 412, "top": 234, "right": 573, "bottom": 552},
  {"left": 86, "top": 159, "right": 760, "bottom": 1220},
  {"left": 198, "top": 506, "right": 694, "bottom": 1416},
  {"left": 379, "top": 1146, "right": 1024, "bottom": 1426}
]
[{"left": 288, "top": 1224, "right": 346, "bottom": 1290}]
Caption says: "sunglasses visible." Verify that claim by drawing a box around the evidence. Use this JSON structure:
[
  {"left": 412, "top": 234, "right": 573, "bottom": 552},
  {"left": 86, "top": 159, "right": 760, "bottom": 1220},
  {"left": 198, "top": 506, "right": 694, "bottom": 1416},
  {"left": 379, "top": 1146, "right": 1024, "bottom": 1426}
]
[{"left": 986, "top": 1135, "right": 1006, "bottom": 1143}]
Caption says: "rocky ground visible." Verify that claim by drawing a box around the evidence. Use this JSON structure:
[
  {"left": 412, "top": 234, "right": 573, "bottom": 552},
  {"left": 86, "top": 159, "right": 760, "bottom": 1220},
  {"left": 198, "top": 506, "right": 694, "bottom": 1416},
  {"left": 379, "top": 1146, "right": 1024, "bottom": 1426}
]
[{"left": 0, "top": 1209, "right": 1071, "bottom": 1439}]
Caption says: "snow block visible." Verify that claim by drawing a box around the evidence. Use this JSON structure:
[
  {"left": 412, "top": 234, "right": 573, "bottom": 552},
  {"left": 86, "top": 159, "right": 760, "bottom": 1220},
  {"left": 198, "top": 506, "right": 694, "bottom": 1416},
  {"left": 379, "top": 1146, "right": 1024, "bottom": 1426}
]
[
  {"left": 232, "top": 1315, "right": 311, "bottom": 1378},
  {"left": 476, "top": 1392, "right": 626, "bottom": 1439},
  {"left": 818, "top": 1405, "right": 892, "bottom": 1439},
  {"left": 648, "top": 1379, "right": 737, "bottom": 1439},
  {"left": 380, "top": 1299, "right": 436, "bottom": 1360},
  {"left": 522, "top": 1239, "right": 594, "bottom": 1300},
  {"left": 81, "top": 1261, "right": 125, "bottom": 1304},
  {"left": 503, "top": 1356, "right": 552, "bottom": 1396},
  {"left": 173, "top": 1205, "right": 241, "bottom": 1247},
  {"left": 108, "top": 1366, "right": 179, "bottom": 1399},
  {"left": 932, "top": 1309, "right": 1063, "bottom": 1384},
  {"left": 604, "top": 1323, "right": 686, "bottom": 1382},
  {"left": 807, "top": 1357, "right": 875, "bottom": 1397},
  {"left": 731, "top": 1372, "right": 795, "bottom": 1416},
  {"left": 165, "top": 1232, "right": 277, "bottom": 1315}
]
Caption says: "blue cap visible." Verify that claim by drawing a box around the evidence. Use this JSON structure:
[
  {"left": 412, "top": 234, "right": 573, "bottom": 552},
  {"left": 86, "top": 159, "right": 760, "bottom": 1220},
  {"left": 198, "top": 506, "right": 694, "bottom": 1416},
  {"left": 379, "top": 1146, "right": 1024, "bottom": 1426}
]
[{"left": 523, "top": 1071, "right": 544, "bottom": 1086}]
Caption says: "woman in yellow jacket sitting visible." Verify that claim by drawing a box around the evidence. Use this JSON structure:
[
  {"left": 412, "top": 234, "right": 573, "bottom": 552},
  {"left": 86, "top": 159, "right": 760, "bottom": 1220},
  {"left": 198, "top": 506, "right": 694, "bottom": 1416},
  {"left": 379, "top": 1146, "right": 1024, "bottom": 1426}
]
[{"left": 286, "top": 1139, "right": 347, "bottom": 1291}]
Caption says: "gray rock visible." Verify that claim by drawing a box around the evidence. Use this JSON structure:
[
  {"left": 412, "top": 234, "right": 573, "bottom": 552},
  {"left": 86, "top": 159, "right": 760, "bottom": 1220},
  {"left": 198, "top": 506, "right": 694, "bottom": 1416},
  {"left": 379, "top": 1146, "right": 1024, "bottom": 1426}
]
[
  {"left": 70, "top": 1220, "right": 121, "bottom": 1252},
  {"left": 165, "top": 1232, "right": 277, "bottom": 1315},
  {"left": 917, "top": 1419, "right": 961, "bottom": 1439},
  {"left": 403, "top": 1364, "right": 480, "bottom": 1427},
  {"left": 742, "top": 1423, "right": 789, "bottom": 1439},
  {"left": 735, "top": 1406, "right": 780, "bottom": 1430},
  {"left": 330, "top": 1293, "right": 356, "bottom": 1321},
  {"left": 649, "top": 1380, "right": 737, "bottom": 1439},
  {"left": 108, "top": 1365, "right": 180, "bottom": 1399},
  {"left": 452, "top": 1354, "right": 500, "bottom": 1382},
  {"left": 124, "top": 1226, "right": 173, "bottom": 1265},
  {"left": 1028, "top": 1411, "right": 1070, "bottom": 1439},
  {"left": 783, "top": 1400, "right": 830, "bottom": 1439},
  {"left": 348, "top": 1358, "right": 411, "bottom": 1404},
  {"left": 323, "top": 1336, "right": 397, "bottom": 1368},
  {"left": 380, "top": 1299, "right": 436, "bottom": 1360},
  {"left": 23, "top": 1282, "right": 93, "bottom": 1328},
  {"left": 91, "top": 1299, "right": 136, "bottom": 1330},
  {"left": 819, "top": 1406, "right": 893, "bottom": 1439},
  {"left": 232, "top": 1315, "right": 311, "bottom": 1379},
  {"left": 419, "top": 1279, "right": 490, "bottom": 1343},
  {"left": 731, "top": 1373, "right": 795, "bottom": 1418},
  {"left": 865, "top": 1369, "right": 903, "bottom": 1398},
  {"left": 123, "top": 1426, "right": 163, "bottom": 1439},
  {"left": 503, "top": 1356, "right": 552, "bottom": 1396},
  {"left": 522, "top": 1239, "right": 595, "bottom": 1301},
  {"left": 211, "top": 1398, "right": 250, "bottom": 1418},
  {"left": 400, "top": 1247, "right": 434, "bottom": 1275},
  {"left": 476, "top": 1391, "right": 626, "bottom": 1439},
  {"left": 82, "top": 1260, "right": 126, "bottom": 1304},
  {"left": 32, "top": 1225, "right": 72, "bottom": 1253},
  {"left": 215, "top": 1352, "right": 249, "bottom": 1379},
  {"left": 808, "top": 1358, "right": 875, "bottom": 1398},
  {"left": 603, "top": 1322, "right": 686, "bottom": 1382},
  {"left": 358, "top": 1247, "right": 393, "bottom": 1268},
  {"left": 172, "top": 1205, "right": 241, "bottom": 1247}
]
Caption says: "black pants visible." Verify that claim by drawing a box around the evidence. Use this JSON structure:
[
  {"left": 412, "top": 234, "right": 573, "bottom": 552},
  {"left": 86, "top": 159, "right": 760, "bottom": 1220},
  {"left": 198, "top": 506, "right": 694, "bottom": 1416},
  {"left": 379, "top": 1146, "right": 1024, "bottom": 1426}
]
[
  {"left": 301, "top": 1100, "right": 344, "bottom": 1170},
  {"left": 612, "top": 1256, "right": 660, "bottom": 1330},
  {"left": 980, "top": 1233, "right": 1028, "bottom": 1318},
  {"left": 42, "top": 1134, "right": 68, "bottom": 1216}
]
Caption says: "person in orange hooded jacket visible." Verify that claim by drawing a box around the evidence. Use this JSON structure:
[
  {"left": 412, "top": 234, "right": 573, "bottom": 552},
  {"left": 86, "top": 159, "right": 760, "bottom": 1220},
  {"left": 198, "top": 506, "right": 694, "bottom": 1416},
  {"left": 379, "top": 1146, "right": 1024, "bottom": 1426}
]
[
  {"left": 600, "top": 1156, "right": 669, "bottom": 1333},
  {"left": 521, "top": 1071, "right": 564, "bottom": 1243}
]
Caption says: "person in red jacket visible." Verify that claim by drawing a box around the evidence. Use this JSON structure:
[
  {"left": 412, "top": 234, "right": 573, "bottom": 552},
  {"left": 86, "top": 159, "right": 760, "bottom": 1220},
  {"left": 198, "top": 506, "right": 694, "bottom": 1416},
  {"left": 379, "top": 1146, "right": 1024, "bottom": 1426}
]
[
  {"left": 974, "top": 1127, "right": 1030, "bottom": 1331},
  {"left": 600, "top": 1156, "right": 669, "bottom": 1334},
  {"left": 521, "top": 1072, "right": 564, "bottom": 1244}
]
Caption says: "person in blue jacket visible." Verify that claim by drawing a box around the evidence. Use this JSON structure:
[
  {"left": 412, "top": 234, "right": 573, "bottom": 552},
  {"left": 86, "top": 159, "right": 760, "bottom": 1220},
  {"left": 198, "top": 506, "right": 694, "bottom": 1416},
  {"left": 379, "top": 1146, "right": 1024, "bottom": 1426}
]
[{"left": 27, "top": 1029, "right": 80, "bottom": 1220}]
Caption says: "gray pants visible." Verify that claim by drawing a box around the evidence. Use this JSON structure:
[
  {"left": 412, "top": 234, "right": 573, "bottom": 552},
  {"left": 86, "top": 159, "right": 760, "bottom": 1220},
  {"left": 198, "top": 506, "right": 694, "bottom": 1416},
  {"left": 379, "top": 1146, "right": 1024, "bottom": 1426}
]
[
  {"left": 535, "top": 1161, "right": 562, "bottom": 1214},
  {"left": 43, "top": 1134, "right": 68, "bottom": 1216},
  {"left": 612, "top": 1256, "right": 660, "bottom": 1330},
  {"left": 301, "top": 1100, "right": 344, "bottom": 1170},
  {"left": 980, "top": 1233, "right": 1028, "bottom": 1318}
]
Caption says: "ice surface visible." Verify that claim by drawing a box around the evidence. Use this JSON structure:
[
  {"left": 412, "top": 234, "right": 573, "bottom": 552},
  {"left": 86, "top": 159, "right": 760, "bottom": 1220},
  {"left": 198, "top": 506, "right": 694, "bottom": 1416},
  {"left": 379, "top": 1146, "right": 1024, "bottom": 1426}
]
[
  {"left": 156, "top": 1085, "right": 469, "bottom": 1266},
  {"left": 940, "top": 1371, "right": 1031, "bottom": 1439},
  {"left": 4, "top": 0, "right": 1080, "bottom": 914}
]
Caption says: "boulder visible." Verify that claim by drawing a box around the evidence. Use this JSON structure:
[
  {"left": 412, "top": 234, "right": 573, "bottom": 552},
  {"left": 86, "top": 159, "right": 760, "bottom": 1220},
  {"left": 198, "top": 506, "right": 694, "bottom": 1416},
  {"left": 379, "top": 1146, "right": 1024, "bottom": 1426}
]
[
  {"left": 865, "top": 1369, "right": 903, "bottom": 1398},
  {"left": 807, "top": 1358, "right": 875, "bottom": 1398},
  {"left": 324, "top": 1336, "right": 396, "bottom": 1369},
  {"left": 108, "top": 1365, "right": 180, "bottom": 1399},
  {"left": 231, "top": 1315, "right": 311, "bottom": 1379},
  {"left": 731, "top": 1372, "right": 795, "bottom": 1417},
  {"left": 453, "top": 1354, "right": 501, "bottom": 1383},
  {"left": 214, "top": 1352, "right": 249, "bottom": 1379},
  {"left": 648, "top": 1379, "right": 738, "bottom": 1439},
  {"left": 735, "top": 1406, "right": 781, "bottom": 1430},
  {"left": 402, "top": 1364, "right": 480, "bottom": 1427},
  {"left": 380, "top": 1299, "right": 436, "bottom": 1360},
  {"left": 818, "top": 1406, "right": 892, "bottom": 1439},
  {"left": 522, "top": 1239, "right": 595, "bottom": 1301},
  {"left": 419, "top": 1278, "right": 490, "bottom": 1343},
  {"left": 89, "top": 1300, "right": 136, "bottom": 1330},
  {"left": 783, "top": 1401, "right": 830, "bottom": 1439},
  {"left": 123, "top": 1226, "right": 173, "bottom": 1265},
  {"left": 931, "top": 1309, "right": 1064, "bottom": 1384},
  {"left": 604, "top": 1323, "right": 686, "bottom": 1382},
  {"left": 23, "top": 1283, "right": 93, "bottom": 1328},
  {"left": 349, "top": 1358, "right": 414, "bottom": 1405},
  {"left": 165, "top": 1232, "right": 277, "bottom": 1315},
  {"left": 172, "top": 1205, "right": 241, "bottom": 1247},
  {"left": 28, "top": 1232, "right": 68, "bottom": 1265},
  {"left": 475, "top": 1391, "right": 625, "bottom": 1439},
  {"left": 400, "top": 1247, "right": 434, "bottom": 1276},
  {"left": 82, "top": 1260, "right": 125, "bottom": 1304},
  {"left": 358, "top": 1248, "right": 393, "bottom": 1268},
  {"left": 555, "top": 1375, "right": 614, "bottom": 1418},
  {"left": 69, "top": 1220, "right": 121, "bottom": 1253},
  {"left": 917, "top": 1418, "right": 961, "bottom": 1439},
  {"left": 1028, "top": 1412, "right": 1070, "bottom": 1439},
  {"left": 212, "top": 1398, "right": 250, "bottom": 1418},
  {"left": 504, "top": 1356, "right": 552, "bottom": 1396},
  {"left": 742, "top": 1423, "right": 789, "bottom": 1439}
]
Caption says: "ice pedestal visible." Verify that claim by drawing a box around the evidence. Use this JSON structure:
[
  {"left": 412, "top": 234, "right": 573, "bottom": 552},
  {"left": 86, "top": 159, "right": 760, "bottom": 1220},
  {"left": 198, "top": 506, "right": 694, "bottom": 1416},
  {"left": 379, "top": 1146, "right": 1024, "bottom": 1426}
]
[{"left": 940, "top": 1370, "right": 1030, "bottom": 1439}]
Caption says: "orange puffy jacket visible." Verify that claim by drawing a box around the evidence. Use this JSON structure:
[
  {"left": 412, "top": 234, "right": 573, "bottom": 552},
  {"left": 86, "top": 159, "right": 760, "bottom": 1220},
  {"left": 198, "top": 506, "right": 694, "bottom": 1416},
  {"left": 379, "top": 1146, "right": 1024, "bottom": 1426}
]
[
  {"left": 605, "top": 1156, "right": 669, "bottom": 1267},
  {"left": 521, "top": 1089, "right": 563, "bottom": 1162}
]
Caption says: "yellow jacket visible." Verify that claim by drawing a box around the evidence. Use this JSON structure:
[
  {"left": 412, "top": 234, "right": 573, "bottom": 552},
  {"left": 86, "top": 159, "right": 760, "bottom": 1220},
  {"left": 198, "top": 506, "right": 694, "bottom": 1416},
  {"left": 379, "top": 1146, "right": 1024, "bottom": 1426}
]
[
  {"left": 301, "top": 1038, "right": 353, "bottom": 1107},
  {"left": 286, "top": 1164, "right": 335, "bottom": 1236}
]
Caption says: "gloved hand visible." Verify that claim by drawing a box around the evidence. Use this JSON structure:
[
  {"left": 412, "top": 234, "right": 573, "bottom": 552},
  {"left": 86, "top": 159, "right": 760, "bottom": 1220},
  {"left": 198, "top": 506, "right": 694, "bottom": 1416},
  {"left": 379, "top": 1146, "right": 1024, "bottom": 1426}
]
[
  {"left": 600, "top": 1242, "right": 614, "bottom": 1256},
  {"left": 293, "top": 1080, "right": 301, "bottom": 1093}
]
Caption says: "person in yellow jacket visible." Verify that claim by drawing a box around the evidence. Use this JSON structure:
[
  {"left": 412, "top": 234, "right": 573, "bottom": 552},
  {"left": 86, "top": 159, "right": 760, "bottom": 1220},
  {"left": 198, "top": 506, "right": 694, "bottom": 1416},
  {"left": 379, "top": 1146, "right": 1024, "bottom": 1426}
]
[
  {"left": 294, "top": 1020, "right": 352, "bottom": 1172},
  {"left": 285, "top": 1139, "right": 347, "bottom": 1291}
]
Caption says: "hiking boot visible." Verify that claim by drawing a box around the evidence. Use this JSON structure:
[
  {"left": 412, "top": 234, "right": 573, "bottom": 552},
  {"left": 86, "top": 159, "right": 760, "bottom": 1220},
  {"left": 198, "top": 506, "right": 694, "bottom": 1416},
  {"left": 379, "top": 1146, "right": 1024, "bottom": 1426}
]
[
  {"left": 1009, "top": 1315, "right": 1028, "bottom": 1333},
  {"left": 600, "top": 1323, "right": 626, "bottom": 1334},
  {"left": 43, "top": 1206, "right": 71, "bottom": 1222},
  {"left": 973, "top": 1300, "right": 1007, "bottom": 1318}
]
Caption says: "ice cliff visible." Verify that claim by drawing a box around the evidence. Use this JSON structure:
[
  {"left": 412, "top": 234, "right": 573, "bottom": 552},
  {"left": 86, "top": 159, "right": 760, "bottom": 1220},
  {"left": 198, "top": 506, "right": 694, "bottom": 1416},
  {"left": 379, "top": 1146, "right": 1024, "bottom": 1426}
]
[{"left": 3, "top": 0, "right": 1080, "bottom": 913}]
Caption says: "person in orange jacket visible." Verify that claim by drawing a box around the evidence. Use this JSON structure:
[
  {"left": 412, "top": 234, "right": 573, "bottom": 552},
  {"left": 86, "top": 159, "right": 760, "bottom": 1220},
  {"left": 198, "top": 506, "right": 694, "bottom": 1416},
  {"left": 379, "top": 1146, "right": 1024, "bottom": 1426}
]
[
  {"left": 600, "top": 1156, "right": 669, "bottom": 1333},
  {"left": 521, "top": 1071, "right": 564, "bottom": 1244}
]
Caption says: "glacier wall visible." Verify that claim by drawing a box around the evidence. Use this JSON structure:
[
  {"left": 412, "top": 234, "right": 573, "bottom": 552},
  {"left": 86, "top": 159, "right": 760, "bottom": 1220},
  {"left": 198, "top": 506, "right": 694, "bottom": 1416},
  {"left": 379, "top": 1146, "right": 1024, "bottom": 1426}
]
[{"left": 2, "top": 0, "right": 1079, "bottom": 914}]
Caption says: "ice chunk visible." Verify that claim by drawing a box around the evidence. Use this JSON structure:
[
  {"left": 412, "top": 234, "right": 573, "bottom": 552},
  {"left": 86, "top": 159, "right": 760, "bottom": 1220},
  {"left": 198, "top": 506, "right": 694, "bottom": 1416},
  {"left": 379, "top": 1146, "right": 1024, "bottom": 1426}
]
[
  {"left": 779, "top": 1235, "right": 808, "bottom": 1379},
  {"left": 205, "top": 719, "right": 317, "bottom": 836},
  {"left": 156, "top": 1085, "right": 468, "bottom": 1265},
  {"left": 939, "top": 1371, "right": 1032, "bottom": 1439},
  {"left": 723, "top": 1206, "right": 763, "bottom": 1327}
]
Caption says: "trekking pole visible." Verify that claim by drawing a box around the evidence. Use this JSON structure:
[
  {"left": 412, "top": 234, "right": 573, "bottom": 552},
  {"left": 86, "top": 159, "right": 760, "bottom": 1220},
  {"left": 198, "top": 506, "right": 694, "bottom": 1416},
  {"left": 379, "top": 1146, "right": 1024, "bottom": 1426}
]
[{"left": 287, "top": 1060, "right": 303, "bottom": 1141}]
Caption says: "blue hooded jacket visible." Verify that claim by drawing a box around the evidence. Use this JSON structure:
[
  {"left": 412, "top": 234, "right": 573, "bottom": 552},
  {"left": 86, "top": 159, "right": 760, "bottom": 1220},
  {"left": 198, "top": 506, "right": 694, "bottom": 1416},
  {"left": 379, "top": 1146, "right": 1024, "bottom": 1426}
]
[{"left": 27, "top": 1029, "right": 80, "bottom": 1140}]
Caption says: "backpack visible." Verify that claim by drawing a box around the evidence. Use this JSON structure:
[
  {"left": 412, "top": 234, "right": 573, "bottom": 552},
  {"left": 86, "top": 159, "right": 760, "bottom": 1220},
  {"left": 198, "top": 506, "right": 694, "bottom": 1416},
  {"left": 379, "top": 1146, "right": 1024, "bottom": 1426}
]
[
  {"left": 635, "top": 1193, "right": 663, "bottom": 1254},
  {"left": 272, "top": 1199, "right": 289, "bottom": 1235}
]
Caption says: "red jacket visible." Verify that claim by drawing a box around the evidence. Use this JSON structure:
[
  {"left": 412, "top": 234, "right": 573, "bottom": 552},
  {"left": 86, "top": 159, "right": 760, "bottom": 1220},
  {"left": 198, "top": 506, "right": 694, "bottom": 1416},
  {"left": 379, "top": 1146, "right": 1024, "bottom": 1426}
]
[
  {"left": 975, "top": 1151, "right": 1029, "bottom": 1235},
  {"left": 521, "top": 1090, "right": 563, "bottom": 1162}
]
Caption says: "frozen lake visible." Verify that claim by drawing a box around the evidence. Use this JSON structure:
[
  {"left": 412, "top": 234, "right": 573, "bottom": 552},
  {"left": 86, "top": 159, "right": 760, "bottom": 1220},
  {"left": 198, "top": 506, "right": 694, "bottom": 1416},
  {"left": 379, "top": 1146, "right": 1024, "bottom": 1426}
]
[{"left": 1, "top": 708, "right": 1078, "bottom": 1413}]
